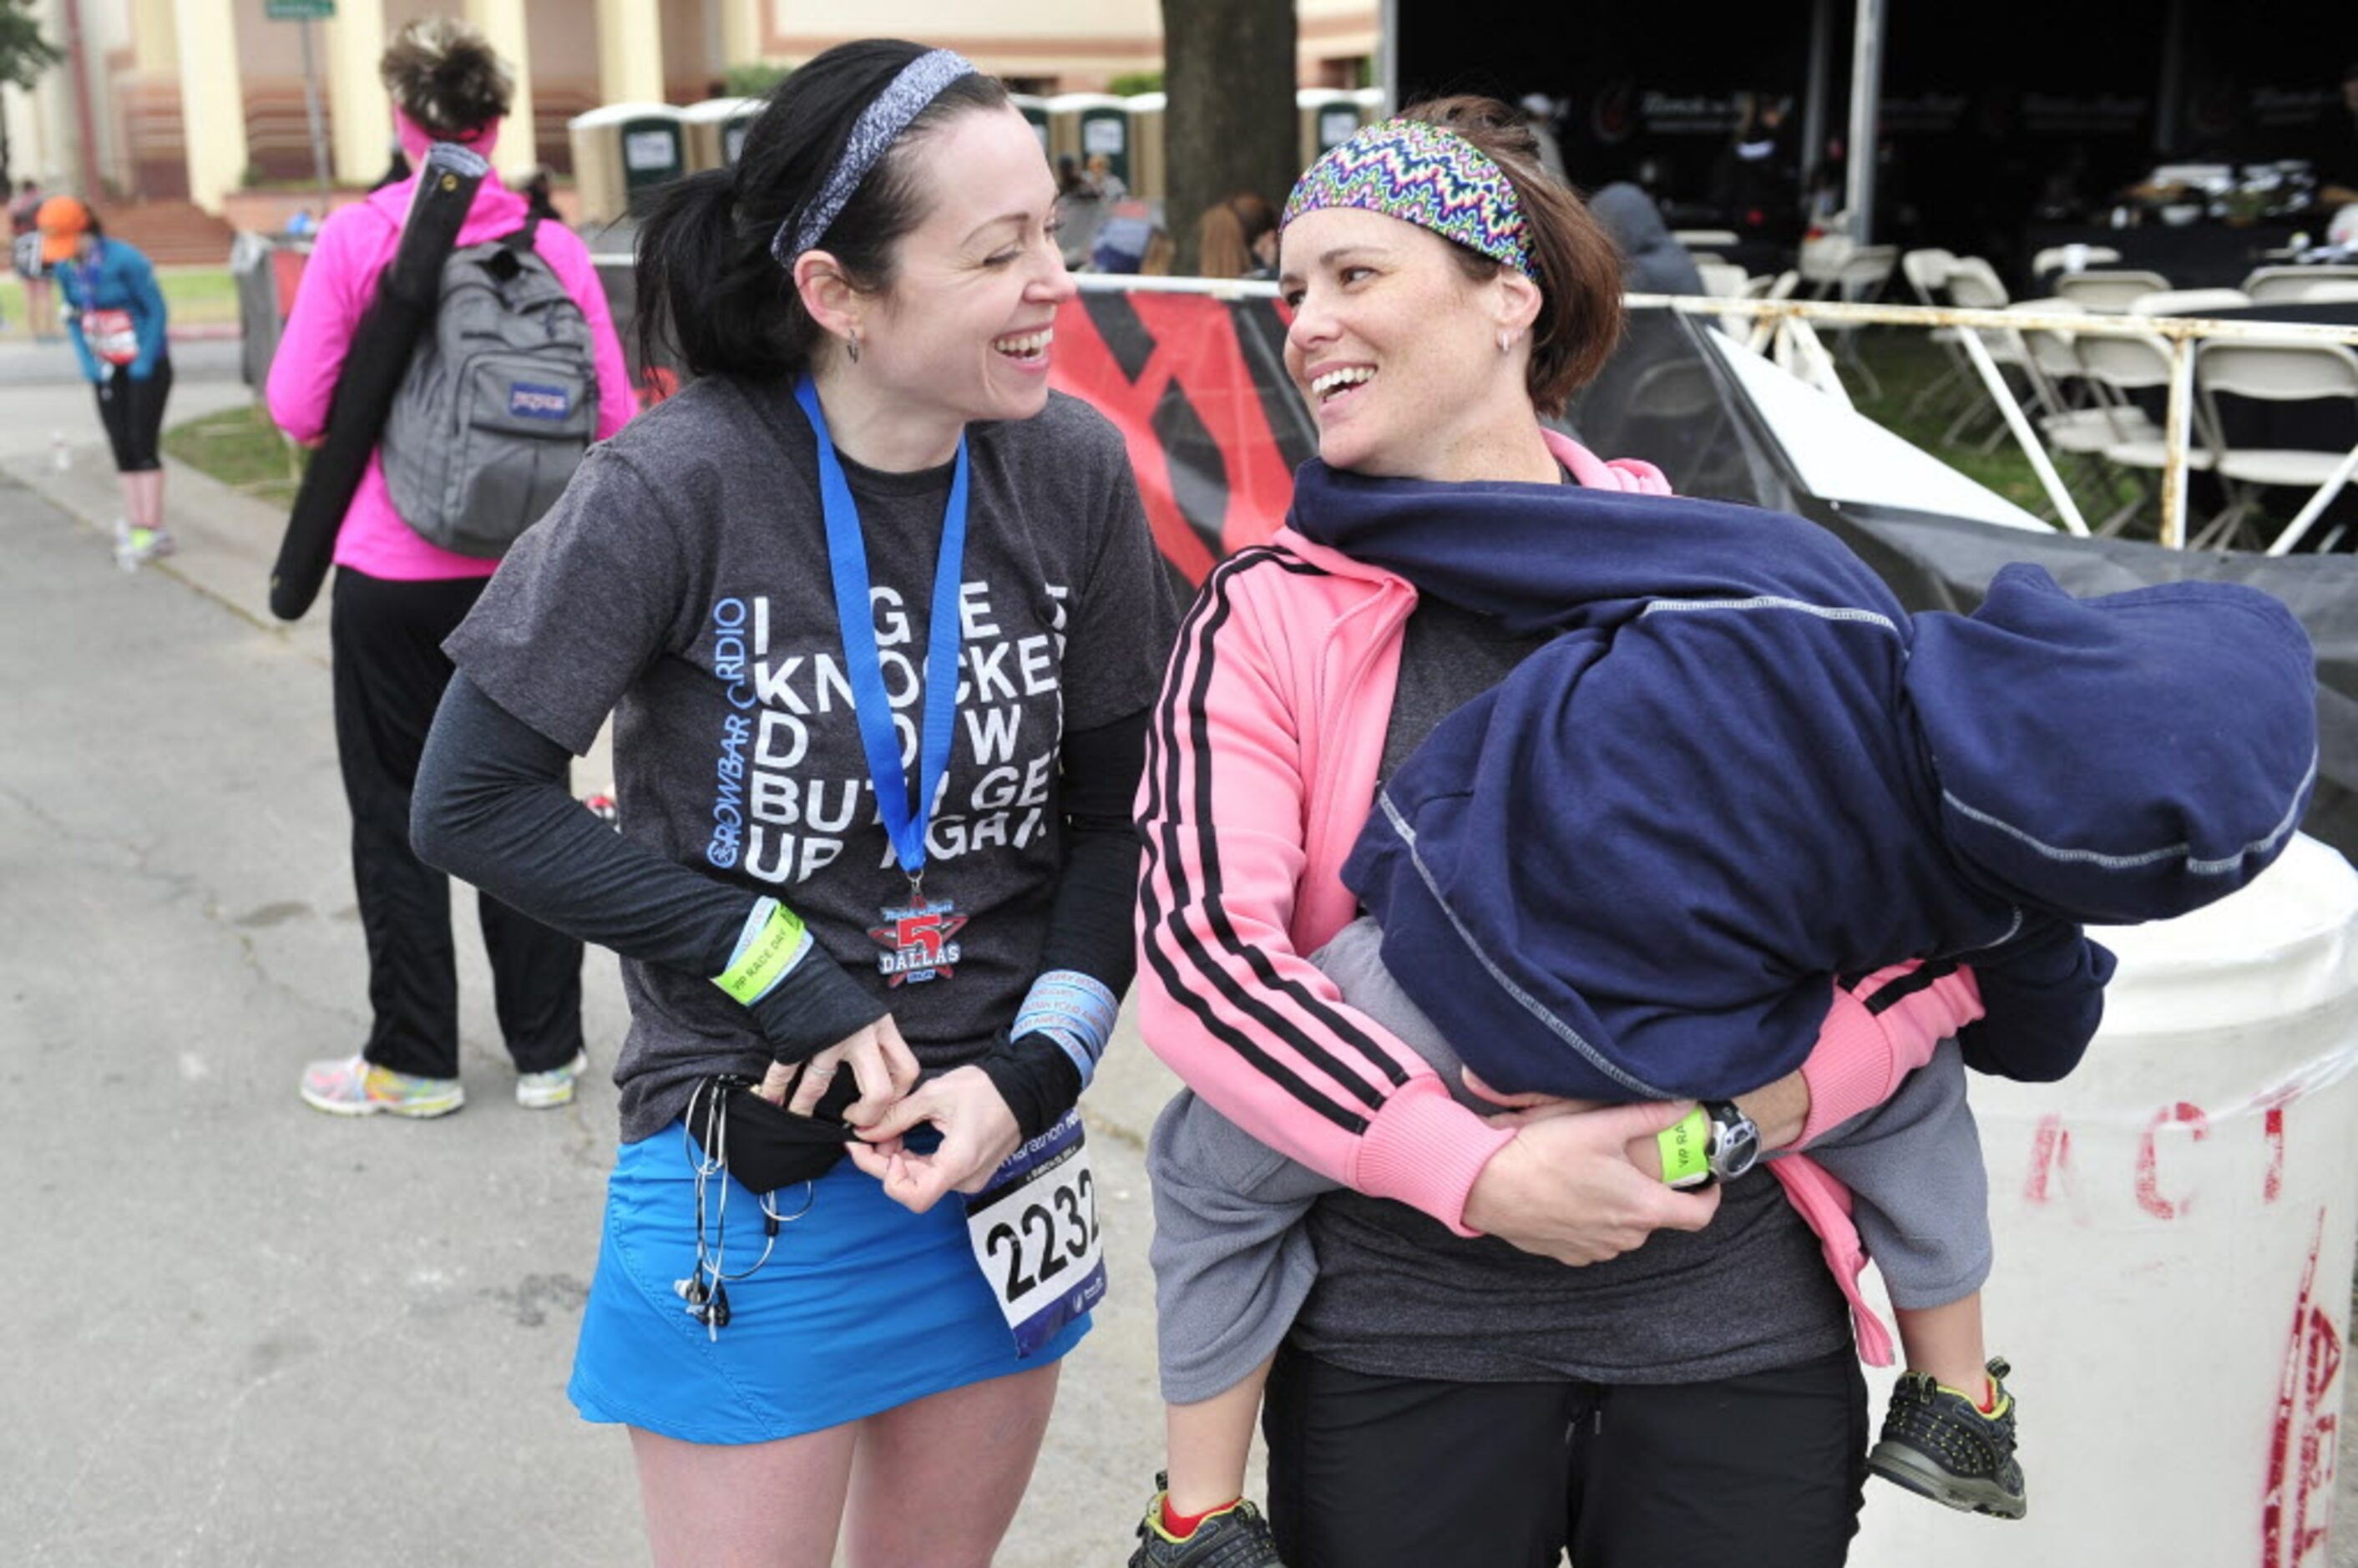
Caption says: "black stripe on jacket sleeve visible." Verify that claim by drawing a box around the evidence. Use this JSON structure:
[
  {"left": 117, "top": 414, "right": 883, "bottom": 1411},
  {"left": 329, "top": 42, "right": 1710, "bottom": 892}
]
[{"left": 1138, "top": 546, "right": 1414, "bottom": 1136}]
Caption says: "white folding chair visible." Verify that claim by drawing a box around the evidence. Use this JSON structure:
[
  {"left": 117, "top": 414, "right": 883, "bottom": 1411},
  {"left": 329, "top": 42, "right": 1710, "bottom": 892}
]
[
  {"left": 2194, "top": 340, "right": 2358, "bottom": 552},
  {"left": 1804, "top": 243, "right": 1896, "bottom": 398},
  {"left": 2052, "top": 269, "right": 2173, "bottom": 312},
  {"left": 1900, "top": 248, "right": 1956, "bottom": 306},
  {"left": 1744, "top": 269, "right": 1800, "bottom": 355},
  {"left": 2128, "top": 288, "right": 2252, "bottom": 317},
  {"left": 2072, "top": 331, "right": 2223, "bottom": 537},
  {"left": 2032, "top": 244, "right": 2122, "bottom": 277},
  {"left": 1696, "top": 261, "right": 1752, "bottom": 298},
  {"left": 1939, "top": 257, "right": 2036, "bottom": 446},
  {"left": 2008, "top": 300, "right": 2159, "bottom": 521},
  {"left": 1899, "top": 248, "right": 1974, "bottom": 417},
  {"left": 2239, "top": 266, "right": 2358, "bottom": 304},
  {"left": 1797, "top": 232, "right": 1854, "bottom": 292}
]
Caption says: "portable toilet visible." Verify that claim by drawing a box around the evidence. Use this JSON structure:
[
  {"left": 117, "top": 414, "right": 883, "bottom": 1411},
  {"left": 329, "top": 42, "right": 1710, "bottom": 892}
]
[
  {"left": 681, "top": 97, "right": 764, "bottom": 172},
  {"left": 1010, "top": 94, "right": 1051, "bottom": 155},
  {"left": 1298, "top": 89, "right": 1369, "bottom": 173},
  {"left": 568, "top": 103, "right": 688, "bottom": 224},
  {"left": 1049, "top": 93, "right": 1133, "bottom": 195},
  {"left": 1124, "top": 91, "right": 1166, "bottom": 202}
]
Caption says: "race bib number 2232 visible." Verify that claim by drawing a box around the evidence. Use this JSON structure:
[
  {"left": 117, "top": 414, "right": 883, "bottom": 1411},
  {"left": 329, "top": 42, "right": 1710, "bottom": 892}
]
[{"left": 963, "top": 1109, "right": 1106, "bottom": 1356}]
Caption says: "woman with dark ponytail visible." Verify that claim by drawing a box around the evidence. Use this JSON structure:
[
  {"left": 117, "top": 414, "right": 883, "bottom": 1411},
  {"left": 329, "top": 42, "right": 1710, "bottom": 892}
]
[{"left": 413, "top": 38, "right": 1176, "bottom": 1565}]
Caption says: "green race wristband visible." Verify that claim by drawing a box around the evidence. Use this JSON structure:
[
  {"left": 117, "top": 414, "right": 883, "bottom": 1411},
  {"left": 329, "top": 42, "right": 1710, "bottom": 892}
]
[
  {"left": 714, "top": 899, "right": 810, "bottom": 1004},
  {"left": 1656, "top": 1106, "right": 1713, "bottom": 1189}
]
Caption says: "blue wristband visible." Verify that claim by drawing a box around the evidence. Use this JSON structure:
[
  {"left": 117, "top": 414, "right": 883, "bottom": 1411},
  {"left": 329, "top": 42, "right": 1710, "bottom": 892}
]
[{"left": 1014, "top": 970, "right": 1120, "bottom": 1089}]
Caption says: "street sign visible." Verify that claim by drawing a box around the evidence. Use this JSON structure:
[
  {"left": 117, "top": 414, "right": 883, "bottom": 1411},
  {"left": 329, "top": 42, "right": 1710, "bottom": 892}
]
[{"left": 265, "top": 0, "right": 335, "bottom": 18}]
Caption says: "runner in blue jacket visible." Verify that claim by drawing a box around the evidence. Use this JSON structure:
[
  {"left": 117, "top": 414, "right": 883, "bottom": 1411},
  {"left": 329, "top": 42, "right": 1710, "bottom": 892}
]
[{"left": 39, "top": 195, "right": 173, "bottom": 565}]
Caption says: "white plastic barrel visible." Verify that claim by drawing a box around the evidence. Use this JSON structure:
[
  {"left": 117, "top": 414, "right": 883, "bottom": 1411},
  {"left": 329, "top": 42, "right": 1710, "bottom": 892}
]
[{"left": 1851, "top": 833, "right": 2358, "bottom": 1567}]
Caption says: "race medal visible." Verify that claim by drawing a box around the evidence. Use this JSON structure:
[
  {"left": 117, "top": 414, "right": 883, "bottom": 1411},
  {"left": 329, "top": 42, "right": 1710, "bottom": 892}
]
[
  {"left": 868, "top": 891, "right": 969, "bottom": 985},
  {"left": 794, "top": 376, "right": 971, "bottom": 974},
  {"left": 963, "top": 1109, "right": 1106, "bottom": 1356}
]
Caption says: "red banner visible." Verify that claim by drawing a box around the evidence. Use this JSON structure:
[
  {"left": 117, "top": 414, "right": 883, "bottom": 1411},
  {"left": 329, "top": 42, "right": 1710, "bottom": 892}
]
[{"left": 1048, "top": 290, "right": 1314, "bottom": 586}]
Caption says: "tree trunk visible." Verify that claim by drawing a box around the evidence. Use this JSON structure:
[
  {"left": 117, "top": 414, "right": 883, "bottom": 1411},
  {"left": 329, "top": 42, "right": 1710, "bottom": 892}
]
[{"left": 1161, "top": 0, "right": 1298, "bottom": 276}]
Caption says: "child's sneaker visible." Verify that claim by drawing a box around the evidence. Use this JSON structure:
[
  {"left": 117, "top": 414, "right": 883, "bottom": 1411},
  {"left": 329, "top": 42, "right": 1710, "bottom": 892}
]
[
  {"left": 299, "top": 1054, "right": 466, "bottom": 1118},
  {"left": 1866, "top": 1357, "right": 2027, "bottom": 1520},
  {"left": 1129, "top": 1474, "right": 1287, "bottom": 1567},
  {"left": 517, "top": 1050, "right": 590, "bottom": 1109},
  {"left": 113, "top": 523, "right": 175, "bottom": 570}
]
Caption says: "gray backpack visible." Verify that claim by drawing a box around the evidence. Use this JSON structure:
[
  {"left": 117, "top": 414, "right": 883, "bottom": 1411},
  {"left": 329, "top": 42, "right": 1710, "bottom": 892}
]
[{"left": 382, "top": 216, "right": 597, "bottom": 558}]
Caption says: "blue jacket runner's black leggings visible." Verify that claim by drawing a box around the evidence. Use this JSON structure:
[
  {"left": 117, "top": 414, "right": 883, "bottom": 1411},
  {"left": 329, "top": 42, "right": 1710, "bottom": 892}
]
[
  {"left": 94, "top": 357, "right": 171, "bottom": 473},
  {"left": 1262, "top": 1342, "right": 1870, "bottom": 1567}
]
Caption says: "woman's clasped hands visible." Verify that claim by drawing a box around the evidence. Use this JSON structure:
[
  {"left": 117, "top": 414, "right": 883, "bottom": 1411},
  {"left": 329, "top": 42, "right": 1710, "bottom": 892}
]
[
  {"left": 1460, "top": 1071, "right": 1723, "bottom": 1266},
  {"left": 756, "top": 1016, "right": 1025, "bottom": 1214}
]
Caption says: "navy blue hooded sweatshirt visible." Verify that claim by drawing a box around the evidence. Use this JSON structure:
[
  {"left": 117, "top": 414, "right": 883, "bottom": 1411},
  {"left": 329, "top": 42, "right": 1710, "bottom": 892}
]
[{"left": 1299, "top": 462, "right": 2320, "bottom": 1101}]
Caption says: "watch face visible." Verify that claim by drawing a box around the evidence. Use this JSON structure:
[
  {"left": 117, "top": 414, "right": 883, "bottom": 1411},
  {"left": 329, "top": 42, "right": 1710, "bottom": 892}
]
[{"left": 1709, "top": 1106, "right": 1761, "bottom": 1179}]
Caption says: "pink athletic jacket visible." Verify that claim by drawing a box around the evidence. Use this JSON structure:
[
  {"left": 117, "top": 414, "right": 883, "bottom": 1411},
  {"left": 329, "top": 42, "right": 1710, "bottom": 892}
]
[
  {"left": 266, "top": 131, "right": 634, "bottom": 583},
  {"left": 1135, "top": 427, "right": 1985, "bottom": 1365}
]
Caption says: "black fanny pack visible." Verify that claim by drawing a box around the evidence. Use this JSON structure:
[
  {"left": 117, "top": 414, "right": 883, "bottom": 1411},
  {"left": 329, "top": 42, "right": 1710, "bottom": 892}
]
[{"left": 686, "top": 1073, "right": 858, "bottom": 1193}]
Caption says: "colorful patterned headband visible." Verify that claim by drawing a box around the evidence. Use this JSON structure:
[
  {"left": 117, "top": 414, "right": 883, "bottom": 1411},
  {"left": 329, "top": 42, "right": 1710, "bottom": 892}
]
[
  {"left": 1283, "top": 118, "right": 1537, "bottom": 281},
  {"left": 773, "top": 48, "right": 976, "bottom": 266}
]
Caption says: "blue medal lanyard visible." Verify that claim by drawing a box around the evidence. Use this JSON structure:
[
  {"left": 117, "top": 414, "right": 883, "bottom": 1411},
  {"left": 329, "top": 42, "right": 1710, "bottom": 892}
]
[
  {"left": 793, "top": 375, "right": 971, "bottom": 898},
  {"left": 73, "top": 240, "right": 104, "bottom": 309}
]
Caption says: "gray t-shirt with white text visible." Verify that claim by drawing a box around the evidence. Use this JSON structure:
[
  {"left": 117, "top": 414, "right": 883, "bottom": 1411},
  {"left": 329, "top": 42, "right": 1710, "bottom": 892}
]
[{"left": 448, "top": 379, "right": 1176, "bottom": 1141}]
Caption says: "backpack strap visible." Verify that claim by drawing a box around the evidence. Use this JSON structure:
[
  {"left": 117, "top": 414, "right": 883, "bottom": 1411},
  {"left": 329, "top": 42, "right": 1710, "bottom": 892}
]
[{"left": 501, "top": 212, "right": 543, "bottom": 255}]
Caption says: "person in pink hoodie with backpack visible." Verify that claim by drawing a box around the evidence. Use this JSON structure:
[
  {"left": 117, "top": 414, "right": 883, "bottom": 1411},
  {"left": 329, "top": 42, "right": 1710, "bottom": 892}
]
[{"left": 266, "top": 15, "right": 633, "bottom": 1120}]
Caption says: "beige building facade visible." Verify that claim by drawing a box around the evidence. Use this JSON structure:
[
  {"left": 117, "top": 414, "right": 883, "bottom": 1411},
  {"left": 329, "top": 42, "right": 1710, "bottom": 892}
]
[{"left": 2, "top": 0, "right": 1381, "bottom": 215}]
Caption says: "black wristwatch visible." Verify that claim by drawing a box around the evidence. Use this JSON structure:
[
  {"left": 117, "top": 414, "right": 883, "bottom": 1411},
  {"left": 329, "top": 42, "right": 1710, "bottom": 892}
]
[{"left": 1703, "top": 1100, "right": 1762, "bottom": 1182}]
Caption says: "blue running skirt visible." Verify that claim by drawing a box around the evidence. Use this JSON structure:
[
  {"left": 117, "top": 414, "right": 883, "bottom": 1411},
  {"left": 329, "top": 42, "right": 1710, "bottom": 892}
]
[{"left": 569, "top": 1124, "right": 1092, "bottom": 1444}]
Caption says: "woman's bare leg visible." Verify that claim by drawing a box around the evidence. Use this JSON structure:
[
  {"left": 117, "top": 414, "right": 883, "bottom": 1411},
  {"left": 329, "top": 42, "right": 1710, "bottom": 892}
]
[
  {"left": 841, "top": 1362, "right": 1062, "bottom": 1568},
  {"left": 132, "top": 468, "right": 165, "bottom": 530},
  {"left": 630, "top": 1421, "right": 859, "bottom": 1568}
]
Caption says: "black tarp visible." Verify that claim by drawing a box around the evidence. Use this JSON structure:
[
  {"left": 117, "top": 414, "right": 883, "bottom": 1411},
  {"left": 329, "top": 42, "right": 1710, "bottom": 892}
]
[{"left": 268, "top": 143, "right": 488, "bottom": 622}]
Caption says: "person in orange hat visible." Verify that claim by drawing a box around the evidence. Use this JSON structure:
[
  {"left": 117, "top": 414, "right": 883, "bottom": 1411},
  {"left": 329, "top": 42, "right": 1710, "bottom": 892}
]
[{"left": 41, "top": 195, "right": 174, "bottom": 566}]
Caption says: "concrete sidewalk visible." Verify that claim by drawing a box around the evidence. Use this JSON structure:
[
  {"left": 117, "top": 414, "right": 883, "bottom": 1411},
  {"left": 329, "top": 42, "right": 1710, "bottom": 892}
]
[{"left": 0, "top": 354, "right": 1186, "bottom": 1565}]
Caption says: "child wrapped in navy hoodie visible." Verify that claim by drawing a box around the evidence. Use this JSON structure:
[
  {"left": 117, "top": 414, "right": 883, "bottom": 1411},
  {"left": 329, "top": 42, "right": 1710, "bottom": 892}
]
[{"left": 1131, "top": 464, "right": 2319, "bottom": 1565}]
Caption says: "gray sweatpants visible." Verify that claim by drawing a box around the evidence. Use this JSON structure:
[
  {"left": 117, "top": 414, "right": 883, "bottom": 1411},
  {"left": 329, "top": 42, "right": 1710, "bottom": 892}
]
[{"left": 1147, "top": 918, "right": 1991, "bottom": 1404}]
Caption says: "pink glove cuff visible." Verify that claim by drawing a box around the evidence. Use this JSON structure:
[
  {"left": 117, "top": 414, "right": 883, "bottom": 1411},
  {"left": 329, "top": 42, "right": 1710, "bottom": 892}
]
[
  {"left": 1354, "top": 1080, "right": 1518, "bottom": 1237},
  {"left": 1797, "top": 964, "right": 1986, "bottom": 1147}
]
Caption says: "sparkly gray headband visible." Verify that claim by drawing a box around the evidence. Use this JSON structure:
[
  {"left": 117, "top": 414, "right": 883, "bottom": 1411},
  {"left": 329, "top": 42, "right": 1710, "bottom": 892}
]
[{"left": 772, "top": 48, "right": 976, "bottom": 266}]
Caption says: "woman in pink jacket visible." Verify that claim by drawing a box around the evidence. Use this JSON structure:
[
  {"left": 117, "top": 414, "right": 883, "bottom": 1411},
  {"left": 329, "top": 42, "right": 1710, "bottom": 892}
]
[
  {"left": 267, "top": 17, "right": 634, "bottom": 1120},
  {"left": 1133, "top": 98, "right": 1981, "bottom": 1566}
]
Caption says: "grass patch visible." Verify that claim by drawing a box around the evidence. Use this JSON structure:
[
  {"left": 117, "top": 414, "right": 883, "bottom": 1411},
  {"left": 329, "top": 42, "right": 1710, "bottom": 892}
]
[
  {"left": 1840, "top": 328, "right": 2149, "bottom": 526},
  {"left": 162, "top": 401, "right": 306, "bottom": 509},
  {"left": 0, "top": 266, "right": 243, "bottom": 333},
  {"left": 155, "top": 267, "right": 241, "bottom": 326},
  {"left": 1845, "top": 331, "right": 2055, "bottom": 515}
]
